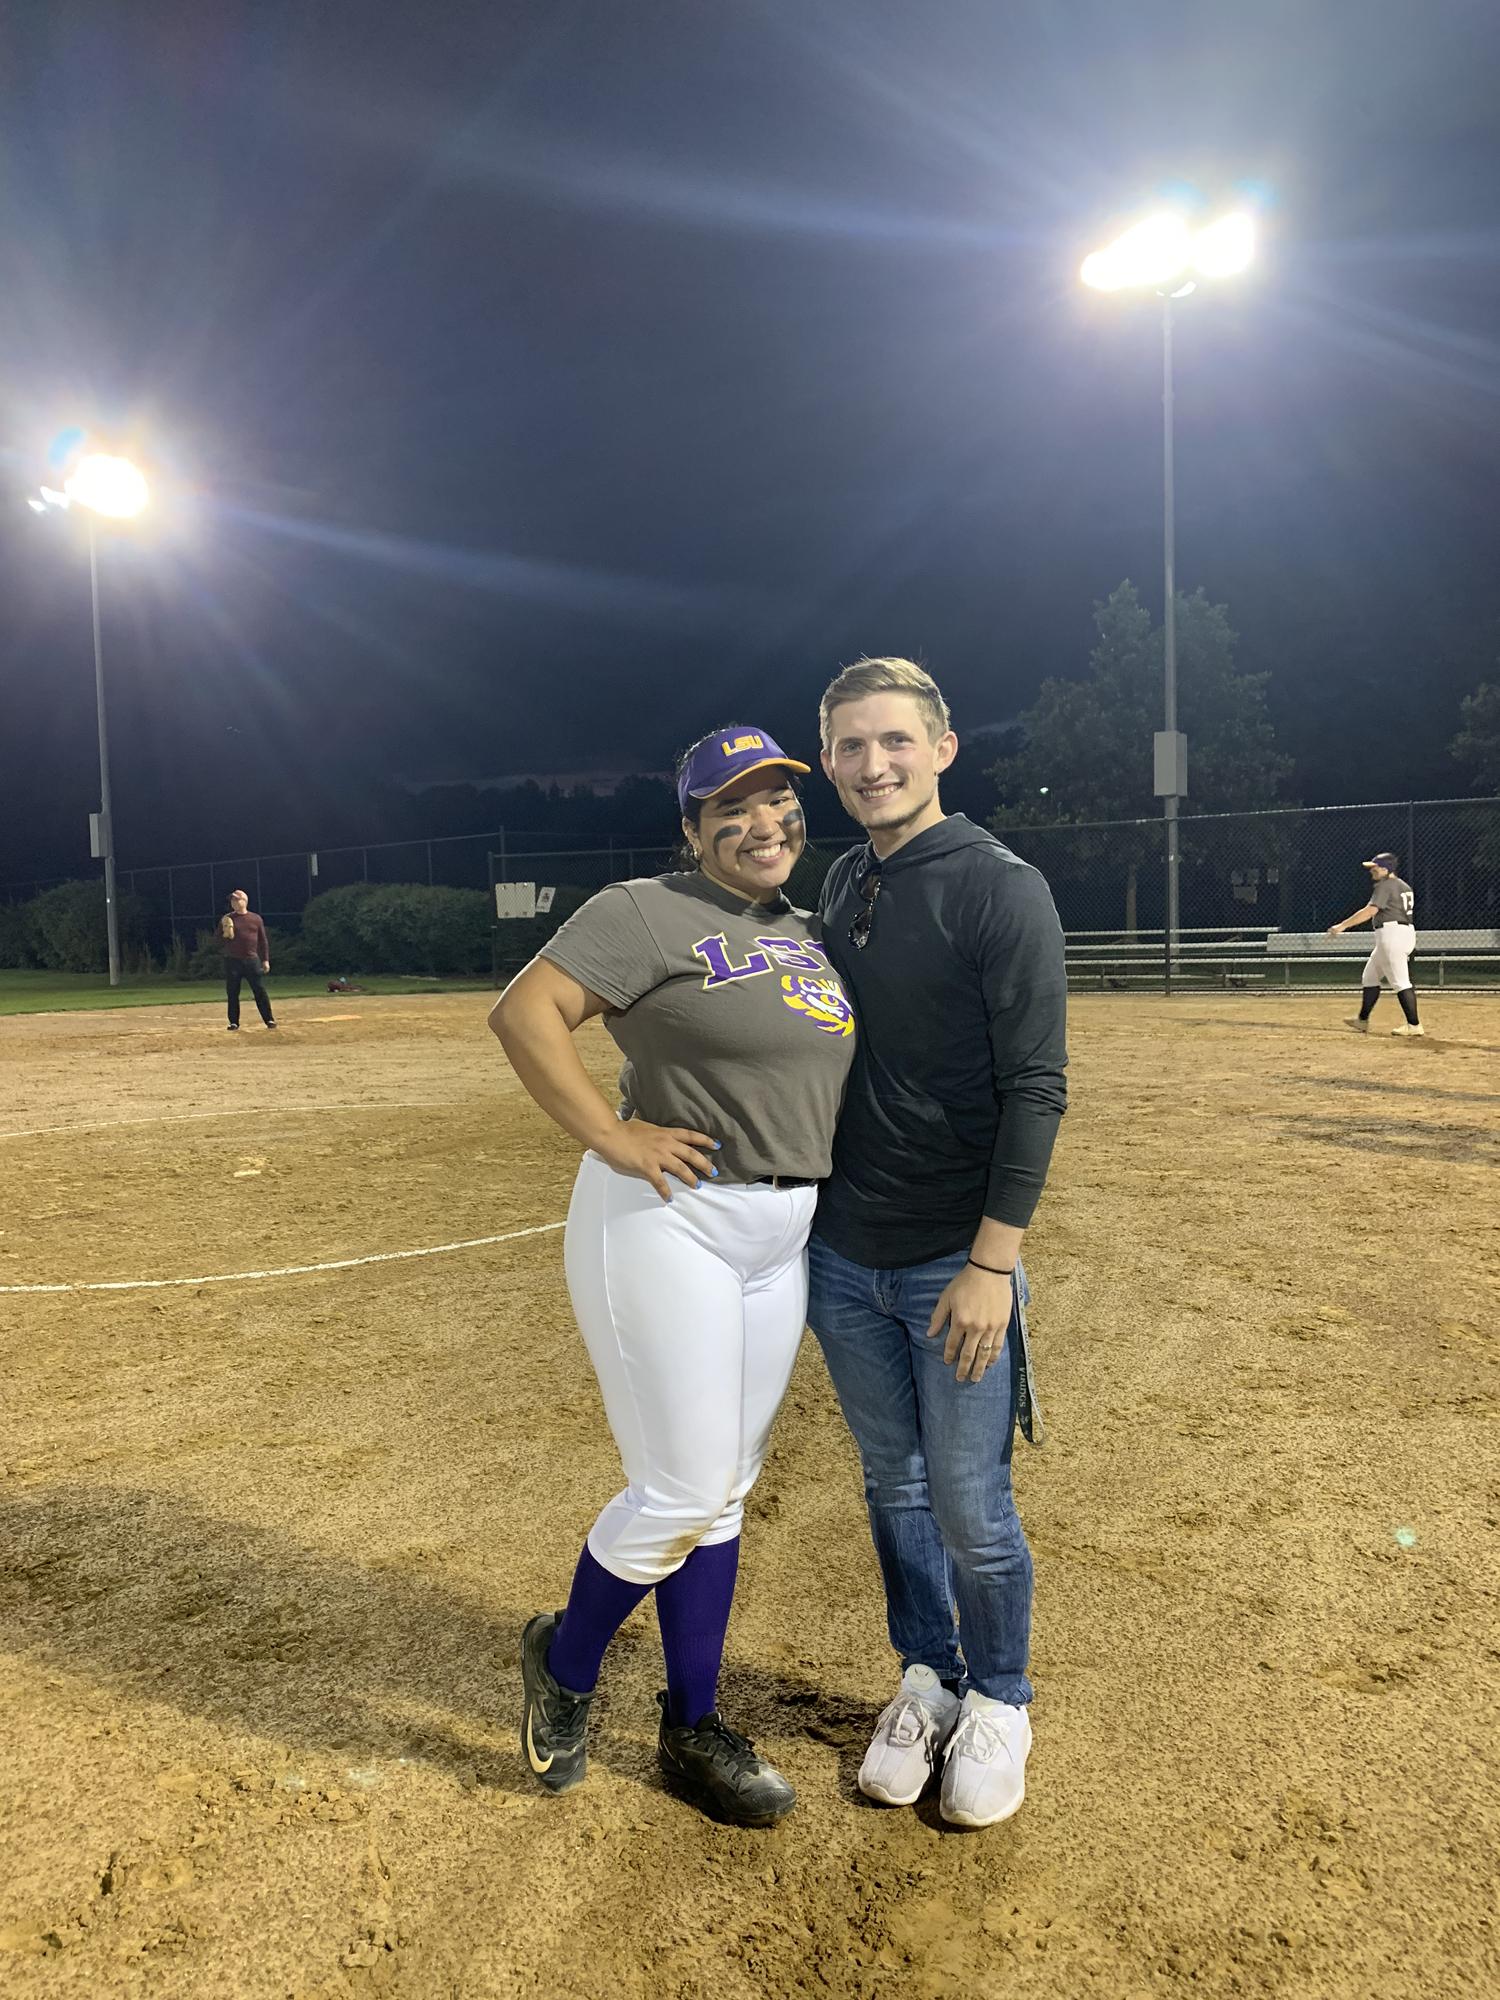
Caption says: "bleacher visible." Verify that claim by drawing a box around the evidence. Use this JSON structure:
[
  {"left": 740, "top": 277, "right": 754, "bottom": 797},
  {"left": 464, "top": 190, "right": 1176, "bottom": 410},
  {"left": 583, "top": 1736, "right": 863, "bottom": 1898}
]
[{"left": 1065, "top": 927, "right": 1500, "bottom": 991}]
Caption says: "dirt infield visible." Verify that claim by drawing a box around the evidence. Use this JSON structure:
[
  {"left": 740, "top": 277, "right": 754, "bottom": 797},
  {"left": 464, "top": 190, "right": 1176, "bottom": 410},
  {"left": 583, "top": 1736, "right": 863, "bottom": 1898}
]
[{"left": 1, "top": 992, "right": 1497, "bottom": 1999}]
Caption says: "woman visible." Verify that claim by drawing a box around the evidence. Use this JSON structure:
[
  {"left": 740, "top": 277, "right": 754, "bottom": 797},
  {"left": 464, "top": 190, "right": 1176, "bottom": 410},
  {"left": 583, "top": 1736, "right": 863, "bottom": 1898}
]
[
  {"left": 1327, "top": 850, "right": 1424, "bottom": 1036},
  {"left": 490, "top": 725, "right": 855, "bottom": 1826}
]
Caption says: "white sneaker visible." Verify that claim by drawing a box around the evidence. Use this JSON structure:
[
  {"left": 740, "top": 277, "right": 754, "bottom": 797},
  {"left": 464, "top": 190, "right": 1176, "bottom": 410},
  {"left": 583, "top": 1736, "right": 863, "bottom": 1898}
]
[
  {"left": 1391, "top": 1023, "right": 1426, "bottom": 1037},
  {"left": 858, "top": 1665, "right": 961, "bottom": 1805},
  {"left": 939, "top": 1691, "right": 1032, "bottom": 1827}
]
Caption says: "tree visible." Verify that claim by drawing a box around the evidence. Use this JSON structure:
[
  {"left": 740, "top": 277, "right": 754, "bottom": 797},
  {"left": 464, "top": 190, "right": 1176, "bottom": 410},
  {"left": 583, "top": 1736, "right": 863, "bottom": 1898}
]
[
  {"left": 989, "top": 583, "right": 1293, "bottom": 932},
  {"left": 1450, "top": 681, "right": 1500, "bottom": 879},
  {"left": 1451, "top": 682, "right": 1500, "bottom": 794}
]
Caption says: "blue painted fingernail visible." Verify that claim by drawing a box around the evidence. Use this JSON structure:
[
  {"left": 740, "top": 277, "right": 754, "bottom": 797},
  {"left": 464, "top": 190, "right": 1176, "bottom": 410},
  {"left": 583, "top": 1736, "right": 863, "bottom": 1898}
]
[
  {"left": 710, "top": 1167, "right": 719, "bottom": 1177},
  {"left": 713, "top": 1141, "right": 722, "bottom": 1150}
]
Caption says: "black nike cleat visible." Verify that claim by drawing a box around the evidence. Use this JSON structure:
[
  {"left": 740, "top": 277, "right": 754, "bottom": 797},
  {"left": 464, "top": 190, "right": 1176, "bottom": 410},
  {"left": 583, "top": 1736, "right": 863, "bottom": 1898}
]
[
  {"left": 655, "top": 1692, "right": 796, "bottom": 1827},
  {"left": 519, "top": 1612, "right": 594, "bottom": 1794}
]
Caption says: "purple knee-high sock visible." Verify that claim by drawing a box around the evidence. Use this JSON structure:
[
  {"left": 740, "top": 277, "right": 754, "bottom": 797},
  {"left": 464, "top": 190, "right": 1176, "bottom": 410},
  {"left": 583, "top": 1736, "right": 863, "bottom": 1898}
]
[
  {"left": 546, "top": 1545, "right": 652, "bottom": 1694},
  {"left": 655, "top": 1537, "right": 741, "bottom": 1728}
]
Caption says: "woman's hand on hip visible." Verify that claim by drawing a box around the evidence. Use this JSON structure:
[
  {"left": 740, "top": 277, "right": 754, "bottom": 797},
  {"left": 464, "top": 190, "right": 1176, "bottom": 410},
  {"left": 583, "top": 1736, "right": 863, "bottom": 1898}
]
[
  {"left": 927, "top": 1265, "right": 1014, "bottom": 1385},
  {"left": 597, "top": 1121, "right": 721, "bottom": 1201}
]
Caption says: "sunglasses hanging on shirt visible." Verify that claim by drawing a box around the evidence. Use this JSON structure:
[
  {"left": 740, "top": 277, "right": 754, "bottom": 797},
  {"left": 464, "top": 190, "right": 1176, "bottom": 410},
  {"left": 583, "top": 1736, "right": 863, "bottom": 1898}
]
[{"left": 848, "top": 862, "right": 883, "bottom": 949}]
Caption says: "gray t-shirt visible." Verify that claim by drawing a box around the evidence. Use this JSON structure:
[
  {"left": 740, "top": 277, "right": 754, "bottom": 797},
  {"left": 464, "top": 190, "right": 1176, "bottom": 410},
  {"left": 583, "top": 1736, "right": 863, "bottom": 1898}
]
[
  {"left": 1371, "top": 875, "right": 1415, "bottom": 928},
  {"left": 540, "top": 872, "right": 856, "bottom": 1182}
]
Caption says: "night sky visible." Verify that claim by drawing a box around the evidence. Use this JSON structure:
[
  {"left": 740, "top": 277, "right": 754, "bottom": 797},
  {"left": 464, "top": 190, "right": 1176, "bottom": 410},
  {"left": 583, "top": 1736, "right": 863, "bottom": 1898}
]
[{"left": 3, "top": 0, "right": 1499, "bottom": 879}]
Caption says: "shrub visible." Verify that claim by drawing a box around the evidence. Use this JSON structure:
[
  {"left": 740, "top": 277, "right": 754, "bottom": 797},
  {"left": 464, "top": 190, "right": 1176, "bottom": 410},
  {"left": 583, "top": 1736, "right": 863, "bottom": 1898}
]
[
  {"left": 299, "top": 884, "right": 381, "bottom": 973},
  {"left": 0, "top": 899, "right": 38, "bottom": 969},
  {"left": 300, "top": 882, "right": 492, "bottom": 976},
  {"left": 266, "top": 935, "right": 314, "bottom": 976},
  {"left": 25, "top": 879, "right": 145, "bottom": 973},
  {"left": 188, "top": 928, "right": 228, "bottom": 980}
]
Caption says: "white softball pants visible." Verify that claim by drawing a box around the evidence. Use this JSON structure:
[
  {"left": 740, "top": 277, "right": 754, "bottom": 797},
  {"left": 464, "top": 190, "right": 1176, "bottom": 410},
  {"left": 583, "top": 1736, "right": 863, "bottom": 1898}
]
[
  {"left": 564, "top": 1150, "right": 816, "bottom": 1585},
  {"left": 1361, "top": 922, "right": 1416, "bottom": 993}
]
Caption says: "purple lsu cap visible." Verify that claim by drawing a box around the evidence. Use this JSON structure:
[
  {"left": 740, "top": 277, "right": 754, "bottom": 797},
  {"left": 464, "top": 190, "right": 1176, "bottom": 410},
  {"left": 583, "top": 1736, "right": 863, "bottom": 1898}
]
[
  {"left": 677, "top": 727, "right": 810, "bottom": 813},
  {"left": 1362, "top": 851, "right": 1399, "bottom": 871}
]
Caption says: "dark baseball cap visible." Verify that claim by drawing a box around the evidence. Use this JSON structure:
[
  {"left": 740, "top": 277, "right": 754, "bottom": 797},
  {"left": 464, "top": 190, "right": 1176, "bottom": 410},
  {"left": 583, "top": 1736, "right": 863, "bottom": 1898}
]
[
  {"left": 677, "top": 726, "right": 810, "bottom": 813},
  {"left": 1362, "top": 851, "right": 1399, "bottom": 871}
]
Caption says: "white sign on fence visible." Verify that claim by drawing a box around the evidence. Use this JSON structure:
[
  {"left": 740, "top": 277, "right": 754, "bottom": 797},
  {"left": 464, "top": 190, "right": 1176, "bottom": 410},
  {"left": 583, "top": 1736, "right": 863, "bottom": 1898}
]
[{"left": 494, "top": 882, "right": 537, "bottom": 921}]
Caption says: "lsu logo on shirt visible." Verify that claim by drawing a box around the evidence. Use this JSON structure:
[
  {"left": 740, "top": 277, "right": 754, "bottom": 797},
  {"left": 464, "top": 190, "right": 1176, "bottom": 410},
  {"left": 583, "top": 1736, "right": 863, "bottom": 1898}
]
[
  {"left": 690, "top": 932, "right": 854, "bottom": 1037},
  {"left": 779, "top": 973, "right": 854, "bottom": 1037}
]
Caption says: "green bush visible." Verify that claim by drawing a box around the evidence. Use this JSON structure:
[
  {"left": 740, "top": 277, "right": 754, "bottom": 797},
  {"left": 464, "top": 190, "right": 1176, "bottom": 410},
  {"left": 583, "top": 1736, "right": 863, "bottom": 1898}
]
[
  {"left": 298, "top": 884, "right": 381, "bottom": 972},
  {"left": 300, "top": 881, "right": 492, "bottom": 975},
  {"left": 25, "top": 879, "right": 145, "bottom": 973},
  {"left": 0, "top": 899, "right": 38, "bottom": 969},
  {"left": 266, "top": 935, "right": 314, "bottom": 976}
]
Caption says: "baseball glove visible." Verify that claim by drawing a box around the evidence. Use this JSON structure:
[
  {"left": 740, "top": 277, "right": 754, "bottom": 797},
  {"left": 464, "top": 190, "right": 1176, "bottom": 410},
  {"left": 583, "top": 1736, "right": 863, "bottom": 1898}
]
[{"left": 219, "top": 915, "right": 236, "bottom": 939}]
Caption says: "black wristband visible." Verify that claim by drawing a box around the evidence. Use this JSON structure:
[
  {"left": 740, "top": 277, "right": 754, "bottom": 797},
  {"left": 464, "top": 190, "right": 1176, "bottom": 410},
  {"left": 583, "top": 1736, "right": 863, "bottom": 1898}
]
[{"left": 967, "top": 1257, "right": 1016, "bottom": 1277}]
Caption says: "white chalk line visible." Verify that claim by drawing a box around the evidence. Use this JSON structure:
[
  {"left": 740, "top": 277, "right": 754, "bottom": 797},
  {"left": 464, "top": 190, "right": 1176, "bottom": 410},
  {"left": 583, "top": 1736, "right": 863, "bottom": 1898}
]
[
  {"left": 0, "top": 1096, "right": 514, "bottom": 1143},
  {"left": 0, "top": 1219, "right": 564, "bottom": 1295}
]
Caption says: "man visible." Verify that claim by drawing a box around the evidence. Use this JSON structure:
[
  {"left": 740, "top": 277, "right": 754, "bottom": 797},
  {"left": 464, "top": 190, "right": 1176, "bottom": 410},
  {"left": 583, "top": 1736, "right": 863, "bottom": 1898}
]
[
  {"left": 219, "top": 889, "right": 277, "bottom": 1032},
  {"left": 808, "top": 656, "right": 1067, "bottom": 1829},
  {"left": 1327, "top": 852, "right": 1422, "bottom": 1037}
]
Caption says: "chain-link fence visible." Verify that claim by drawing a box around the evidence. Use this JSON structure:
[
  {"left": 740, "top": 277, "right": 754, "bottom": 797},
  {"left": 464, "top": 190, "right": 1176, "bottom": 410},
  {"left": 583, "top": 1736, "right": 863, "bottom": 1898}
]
[
  {"left": 5, "top": 798, "right": 1495, "bottom": 988},
  {"left": 489, "top": 836, "right": 857, "bottom": 909},
  {"left": 0, "top": 831, "right": 524, "bottom": 951},
  {"left": 1000, "top": 796, "right": 1500, "bottom": 989}
]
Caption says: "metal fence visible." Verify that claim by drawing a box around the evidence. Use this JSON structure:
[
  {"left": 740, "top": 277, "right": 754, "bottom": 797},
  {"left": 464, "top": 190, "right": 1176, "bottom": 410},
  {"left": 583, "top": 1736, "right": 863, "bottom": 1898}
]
[
  {"left": 5, "top": 796, "right": 1496, "bottom": 990},
  {"left": 998, "top": 796, "right": 1500, "bottom": 990},
  {"left": 488, "top": 839, "right": 856, "bottom": 913},
  {"left": 2, "top": 829, "right": 551, "bottom": 937}
]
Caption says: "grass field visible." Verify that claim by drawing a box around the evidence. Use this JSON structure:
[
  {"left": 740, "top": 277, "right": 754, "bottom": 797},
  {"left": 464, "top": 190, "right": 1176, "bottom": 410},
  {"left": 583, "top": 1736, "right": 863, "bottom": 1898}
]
[
  {"left": 1, "top": 991, "right": 1496, "bottom": 1998},
  {"left": 0, "top": 971, "right": 493, "bottom": 1017}
]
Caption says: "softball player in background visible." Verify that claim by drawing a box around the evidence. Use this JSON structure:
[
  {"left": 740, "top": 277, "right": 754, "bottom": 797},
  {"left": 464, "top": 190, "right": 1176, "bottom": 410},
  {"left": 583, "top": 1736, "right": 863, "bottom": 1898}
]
[
  {"left": 490, "top": 725, "right": 855, "bottom": 1826},
  {"left": 1328, "top": 850, "right": 1424, "bottom": 1036}
]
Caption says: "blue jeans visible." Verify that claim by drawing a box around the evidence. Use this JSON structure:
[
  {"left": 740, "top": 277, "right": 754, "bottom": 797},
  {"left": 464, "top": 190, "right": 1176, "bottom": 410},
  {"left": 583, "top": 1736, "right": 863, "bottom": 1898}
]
[{"left": 807, "top": 1236, "right": 1034, "bottom": 1705}]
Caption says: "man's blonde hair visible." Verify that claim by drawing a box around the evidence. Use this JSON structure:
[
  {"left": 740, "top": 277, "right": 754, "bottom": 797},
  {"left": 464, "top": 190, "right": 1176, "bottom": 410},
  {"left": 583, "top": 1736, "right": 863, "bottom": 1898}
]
[{"left": 819, "top": 656, "right": 952, "bottom": 749}]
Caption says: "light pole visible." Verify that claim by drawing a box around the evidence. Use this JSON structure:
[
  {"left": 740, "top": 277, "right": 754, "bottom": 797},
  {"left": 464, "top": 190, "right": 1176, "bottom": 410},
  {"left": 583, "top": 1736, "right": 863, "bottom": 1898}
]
[
  {"left": 1081, "top": 209, "right": 1255, "bottom": 989},
  {"left": 30, "top": 453, "right": 150, "bottom": 986}
]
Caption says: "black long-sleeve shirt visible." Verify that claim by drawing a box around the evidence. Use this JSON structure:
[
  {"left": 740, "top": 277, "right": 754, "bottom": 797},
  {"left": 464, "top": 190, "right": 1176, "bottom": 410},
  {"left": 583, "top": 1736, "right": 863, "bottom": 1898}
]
[{"left": 813, "top": 815, "right": 1068, "bottom": 1268}]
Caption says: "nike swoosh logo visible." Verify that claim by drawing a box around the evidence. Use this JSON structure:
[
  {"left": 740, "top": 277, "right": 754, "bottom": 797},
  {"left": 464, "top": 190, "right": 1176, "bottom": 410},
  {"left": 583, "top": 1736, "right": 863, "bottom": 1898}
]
[{"left": 525, "top": 1710, "right": 554, "bottom": 1774}]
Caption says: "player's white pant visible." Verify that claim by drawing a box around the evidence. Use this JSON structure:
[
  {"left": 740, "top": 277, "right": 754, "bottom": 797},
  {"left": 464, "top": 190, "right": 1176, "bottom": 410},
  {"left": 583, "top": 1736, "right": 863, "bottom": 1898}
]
[
  {"left": 1360, "top": 922, "right": 1416, "bottom": 993},
  {"left": 564, "top": 1150, "right": 815, "bottom": 1585}
]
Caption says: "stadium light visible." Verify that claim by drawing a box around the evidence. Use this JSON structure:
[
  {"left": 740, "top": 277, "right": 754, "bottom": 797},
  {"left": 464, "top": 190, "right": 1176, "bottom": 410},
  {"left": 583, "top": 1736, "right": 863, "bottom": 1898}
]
[
  {"left": 1081, "top": 206, "right": 1257, "bottom": 989},
  {"left": 30, "top": 449, "right": 152, "bottom": 985},
  {"left": 1080, "top": 209, "right": 1256, "bottom": 292},
  {"left": 65, "top": 452, "right": 150, "bottom": 520}
]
